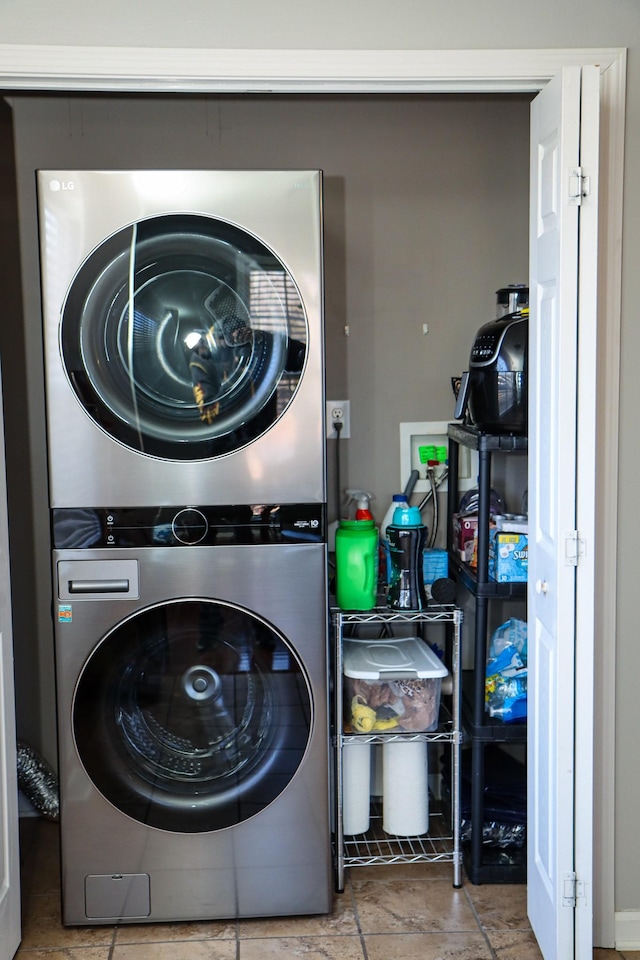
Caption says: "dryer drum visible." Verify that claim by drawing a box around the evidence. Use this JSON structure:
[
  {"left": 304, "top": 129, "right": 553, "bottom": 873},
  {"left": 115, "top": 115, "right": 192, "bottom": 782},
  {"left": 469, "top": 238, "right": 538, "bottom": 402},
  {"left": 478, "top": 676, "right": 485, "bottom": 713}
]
[
  {"left": 60, "top": 214, "right": 308, "bottom": 459},
  {"left": 72, "top": 599, "right": 313, "bottom": 833}
]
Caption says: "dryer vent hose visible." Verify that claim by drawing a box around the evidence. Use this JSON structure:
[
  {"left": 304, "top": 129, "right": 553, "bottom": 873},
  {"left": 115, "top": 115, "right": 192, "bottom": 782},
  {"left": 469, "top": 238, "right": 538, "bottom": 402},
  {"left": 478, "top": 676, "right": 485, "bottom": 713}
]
[{"left": 17, "top": 741, "right": 60, "bottom": 821}]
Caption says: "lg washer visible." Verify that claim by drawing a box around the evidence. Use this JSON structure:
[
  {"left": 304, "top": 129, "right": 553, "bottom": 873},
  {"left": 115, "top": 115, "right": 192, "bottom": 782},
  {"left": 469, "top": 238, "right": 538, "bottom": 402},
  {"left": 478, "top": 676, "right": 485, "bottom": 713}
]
[
  {"left": 52, "top": 505, "right": 331, "bottom": 924},
  {"left": 37, "top": 170, "right": 325, "bottom": 507}
]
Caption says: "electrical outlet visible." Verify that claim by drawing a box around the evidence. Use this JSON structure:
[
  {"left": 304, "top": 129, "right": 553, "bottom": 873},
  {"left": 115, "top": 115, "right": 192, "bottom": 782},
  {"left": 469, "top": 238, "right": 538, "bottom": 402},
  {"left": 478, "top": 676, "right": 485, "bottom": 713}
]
[{"left": 326, "top": 400, "right": 351, "bottom": 439}]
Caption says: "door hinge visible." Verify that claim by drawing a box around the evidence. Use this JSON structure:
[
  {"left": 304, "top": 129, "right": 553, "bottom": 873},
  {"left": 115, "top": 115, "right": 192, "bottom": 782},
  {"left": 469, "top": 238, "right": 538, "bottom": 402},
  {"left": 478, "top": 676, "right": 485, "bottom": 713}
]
[
  {"left": 569, "top": 167, "right": 590, "bottom": 205},
  {"left": 564, "top": 530, "right": 586, "bottom": 566},
  {"left": 562, "top": 872, "right": 586, "bottom": 908}
]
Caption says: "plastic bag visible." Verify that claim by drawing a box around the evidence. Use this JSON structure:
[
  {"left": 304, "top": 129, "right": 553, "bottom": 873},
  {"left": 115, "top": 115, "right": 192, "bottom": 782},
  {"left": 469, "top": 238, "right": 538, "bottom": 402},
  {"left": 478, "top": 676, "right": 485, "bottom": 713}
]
[
  {"left": 486, "top": 618, "right": 528, "bottom": 722},
  {"left": 488, "top": 617, "right": 527, "bottom": 661},
  {"left": 460, "top": 820, "right": 526, "bottom": 849}
]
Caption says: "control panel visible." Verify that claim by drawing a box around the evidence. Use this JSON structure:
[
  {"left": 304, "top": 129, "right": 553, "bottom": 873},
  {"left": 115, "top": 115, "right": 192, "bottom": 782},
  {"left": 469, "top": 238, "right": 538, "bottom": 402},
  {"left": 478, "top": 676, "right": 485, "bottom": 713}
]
[{"left": 52, "top": 504, "right": 326, "bottom": 549}]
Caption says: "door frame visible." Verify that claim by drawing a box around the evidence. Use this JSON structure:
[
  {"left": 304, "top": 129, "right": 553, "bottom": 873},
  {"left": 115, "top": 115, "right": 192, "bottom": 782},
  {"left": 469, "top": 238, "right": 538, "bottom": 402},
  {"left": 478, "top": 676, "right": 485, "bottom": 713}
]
[{"left": 0, "top": 43, "right": 626, "bottom": 948}]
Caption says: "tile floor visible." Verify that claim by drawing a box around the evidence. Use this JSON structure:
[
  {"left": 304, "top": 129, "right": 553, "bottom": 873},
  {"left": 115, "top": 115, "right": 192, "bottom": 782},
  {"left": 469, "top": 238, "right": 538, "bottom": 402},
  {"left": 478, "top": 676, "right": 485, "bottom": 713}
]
[{"left": 15, "top": 817, "right": 633, "bottom": 960}]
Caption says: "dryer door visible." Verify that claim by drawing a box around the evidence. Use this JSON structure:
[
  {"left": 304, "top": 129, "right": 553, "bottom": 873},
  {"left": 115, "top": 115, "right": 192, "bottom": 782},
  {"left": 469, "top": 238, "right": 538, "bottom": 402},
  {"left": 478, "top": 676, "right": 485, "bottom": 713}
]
[
  {"left": 61, "top": 214, "right": 307, "bottom": 459},
  {"left": 72, "top": 598, "right": 312, "bottom": 833}
]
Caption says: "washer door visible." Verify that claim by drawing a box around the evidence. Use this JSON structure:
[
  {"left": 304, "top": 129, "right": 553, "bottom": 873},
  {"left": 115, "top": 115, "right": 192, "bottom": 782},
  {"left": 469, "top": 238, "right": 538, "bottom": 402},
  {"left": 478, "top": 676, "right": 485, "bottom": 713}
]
[
  {"left": 72, "top": 599, "right": 313, "bottom": 833},
  {"left": 61, "top": 214, "right": 307, "bottom": 460}
]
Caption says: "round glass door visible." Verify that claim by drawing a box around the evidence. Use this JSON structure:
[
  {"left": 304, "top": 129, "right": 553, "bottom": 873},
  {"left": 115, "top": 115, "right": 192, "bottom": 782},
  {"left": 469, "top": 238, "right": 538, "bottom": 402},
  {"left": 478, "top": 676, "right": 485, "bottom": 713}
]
[
  {"left": 73, "top": 599, "right": 313, "bottom": 832},
  {"left": 61, "top": 214, "right": 308, "bottom": 459}
]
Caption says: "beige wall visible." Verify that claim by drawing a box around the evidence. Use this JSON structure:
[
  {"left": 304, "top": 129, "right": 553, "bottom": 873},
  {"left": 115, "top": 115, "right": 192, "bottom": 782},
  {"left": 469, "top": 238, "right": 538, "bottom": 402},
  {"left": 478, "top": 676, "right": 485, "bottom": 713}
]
[{"left": 2, "top": 0, "right": 640, "bottom": 927}]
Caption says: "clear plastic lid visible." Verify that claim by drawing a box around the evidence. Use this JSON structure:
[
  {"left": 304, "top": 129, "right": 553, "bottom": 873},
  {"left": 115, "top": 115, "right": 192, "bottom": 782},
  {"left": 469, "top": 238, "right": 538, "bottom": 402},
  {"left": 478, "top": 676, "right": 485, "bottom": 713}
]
[{"left": 343, "top": 636, "right": 448, "bottom": 679}]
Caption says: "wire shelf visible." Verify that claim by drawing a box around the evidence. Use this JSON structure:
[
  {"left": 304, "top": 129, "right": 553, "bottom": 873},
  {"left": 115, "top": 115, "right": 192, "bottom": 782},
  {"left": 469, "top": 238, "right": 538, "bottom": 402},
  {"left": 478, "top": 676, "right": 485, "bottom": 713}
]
[
  {"left": 335, "top": 605, "right": 463, "bottom": 627},
  {"left": 332, "top": 603, "right": 463, "bottom": 889},
  {"left": 341, "top": 799, "right": 459, "bottom": 868}
]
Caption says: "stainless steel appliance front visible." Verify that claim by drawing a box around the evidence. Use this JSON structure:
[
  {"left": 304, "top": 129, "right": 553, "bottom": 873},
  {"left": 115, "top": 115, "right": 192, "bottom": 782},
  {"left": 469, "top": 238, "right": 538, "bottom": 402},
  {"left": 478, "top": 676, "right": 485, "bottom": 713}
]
[
  {"left": 53, "top": 541, "right": 331, "bottom": 924},
  {"left": 37, "top": 169, "right": 325, "bottom": 507}
]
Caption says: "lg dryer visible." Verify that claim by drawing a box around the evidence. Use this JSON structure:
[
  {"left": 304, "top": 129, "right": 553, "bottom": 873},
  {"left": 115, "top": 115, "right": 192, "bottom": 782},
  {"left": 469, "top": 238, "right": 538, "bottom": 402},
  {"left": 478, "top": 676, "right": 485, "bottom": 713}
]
[{"left": 37, "top": 169, "right": 325, "bottom": 507}]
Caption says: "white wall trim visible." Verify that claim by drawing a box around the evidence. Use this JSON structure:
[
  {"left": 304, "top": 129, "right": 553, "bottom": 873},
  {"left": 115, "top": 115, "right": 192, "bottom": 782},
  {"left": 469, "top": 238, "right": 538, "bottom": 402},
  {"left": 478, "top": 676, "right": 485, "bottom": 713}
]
[
  {"left": 615, "top": 911, "right": 640, "bottom": 951},
  {"left": 592, "top": 49, "right": 626, "bottom": 950},
  {"left": 0, "top": 44, "right": 626, "bottom": 93},
  {"left": 0, "top": 41, "right": 626, "bottom": 950}
]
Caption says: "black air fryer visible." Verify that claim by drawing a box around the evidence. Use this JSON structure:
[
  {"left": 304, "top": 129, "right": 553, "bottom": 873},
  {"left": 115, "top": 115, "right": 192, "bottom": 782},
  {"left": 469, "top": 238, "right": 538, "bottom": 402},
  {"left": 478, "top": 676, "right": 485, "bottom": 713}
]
[{"left": 456, "top": 285, "right": 529, "bottom": 436}]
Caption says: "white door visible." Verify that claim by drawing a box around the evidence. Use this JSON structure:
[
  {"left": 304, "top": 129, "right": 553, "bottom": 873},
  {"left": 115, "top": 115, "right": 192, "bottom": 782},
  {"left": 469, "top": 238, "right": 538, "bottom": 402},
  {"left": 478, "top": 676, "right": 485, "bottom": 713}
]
[
  {"left": 0, "top": 366, "right": 21, "bottom": 960},
  {"left": 528, "top": 65, "right": 600, "bottom": 960}
]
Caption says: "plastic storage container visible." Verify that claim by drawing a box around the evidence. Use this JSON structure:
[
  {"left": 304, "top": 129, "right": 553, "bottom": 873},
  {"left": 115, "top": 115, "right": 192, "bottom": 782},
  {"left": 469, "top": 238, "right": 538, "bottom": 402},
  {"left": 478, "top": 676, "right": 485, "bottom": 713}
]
[{"left": 344, "top": 636, "right": 448, "bottom": 734}]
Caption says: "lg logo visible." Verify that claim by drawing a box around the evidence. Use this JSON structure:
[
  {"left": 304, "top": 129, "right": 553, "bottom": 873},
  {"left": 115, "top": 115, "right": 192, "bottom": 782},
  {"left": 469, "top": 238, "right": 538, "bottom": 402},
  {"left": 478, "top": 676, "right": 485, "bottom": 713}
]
[{"left": 49, "top": 179, "right": 75, "bottom": 192}]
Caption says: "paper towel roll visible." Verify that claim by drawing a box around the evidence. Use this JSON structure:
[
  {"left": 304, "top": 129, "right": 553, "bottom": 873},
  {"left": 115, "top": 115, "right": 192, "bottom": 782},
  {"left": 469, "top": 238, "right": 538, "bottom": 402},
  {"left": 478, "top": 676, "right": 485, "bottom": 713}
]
[
  {"left": 342, "top": 740, "right": 371, "bottom": 834},
  {"left": 382, "top": 740, "right": 429, "bottom": 836}
]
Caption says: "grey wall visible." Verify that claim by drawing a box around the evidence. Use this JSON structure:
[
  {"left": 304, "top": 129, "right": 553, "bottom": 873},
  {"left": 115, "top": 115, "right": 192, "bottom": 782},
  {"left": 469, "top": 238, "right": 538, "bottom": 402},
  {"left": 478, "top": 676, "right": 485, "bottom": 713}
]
[
  {"left": 0, "top": 0, "right": 634, "bottom": 53},
  {"left": 3, "top": 0, "right": 640, "bottom": 925},
  {"left": 6, "top": 91, "right": 530, "bottom": 769},
  {"left": 0, "top": 100, "right": 37, "bottom": 752}
]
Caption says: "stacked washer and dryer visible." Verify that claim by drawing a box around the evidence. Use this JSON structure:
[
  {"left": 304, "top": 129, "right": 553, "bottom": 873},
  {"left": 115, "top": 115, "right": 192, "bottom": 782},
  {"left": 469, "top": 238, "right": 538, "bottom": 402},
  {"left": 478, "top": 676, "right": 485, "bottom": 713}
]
[{"left": 36, "top": 170, "right": 331, "bottom": 925}]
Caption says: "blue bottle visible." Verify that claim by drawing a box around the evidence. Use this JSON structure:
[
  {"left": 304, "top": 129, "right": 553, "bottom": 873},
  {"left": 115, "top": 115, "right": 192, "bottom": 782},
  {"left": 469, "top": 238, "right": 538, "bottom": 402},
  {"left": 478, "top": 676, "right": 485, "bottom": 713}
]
[{"left": 386, "top": 504, "right": 428, "bottom": 611}]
